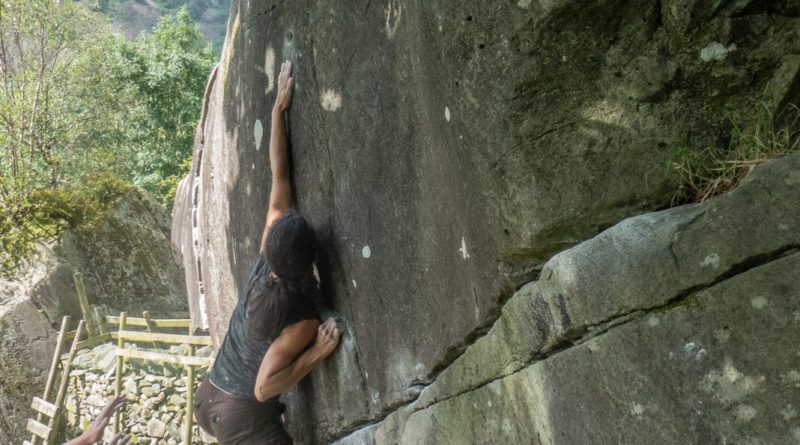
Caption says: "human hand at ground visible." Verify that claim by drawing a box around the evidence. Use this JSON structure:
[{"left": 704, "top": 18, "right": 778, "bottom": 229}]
[
  {"left": 314, "top": 318, "right": 341, "bottom": 358},
  {"left": 273, "top": 60, "right": 294, "bottom": 113},
  {"left": 64, "top": 394, "right": 126, "bottom": 445},
  {"left": 84, "top": 394, "right": 125, "bottom": 443},
  {"left": 106, "top": 432, "right": 131, "bottom": 445}
]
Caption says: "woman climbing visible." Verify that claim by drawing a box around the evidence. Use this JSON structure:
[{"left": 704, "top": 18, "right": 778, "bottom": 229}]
[{"left": 194, "top": 60, "right": 341, "bottom": 445}]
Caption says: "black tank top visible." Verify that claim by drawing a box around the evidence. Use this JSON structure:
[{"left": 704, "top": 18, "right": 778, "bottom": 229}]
[{"left": 209, "top": 252, "right": 320, "bottom": 398}]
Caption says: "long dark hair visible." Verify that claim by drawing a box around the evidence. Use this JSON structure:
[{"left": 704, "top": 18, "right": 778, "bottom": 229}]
[{"left": 247, "top": 212, "right": 317, "bottom": 341}]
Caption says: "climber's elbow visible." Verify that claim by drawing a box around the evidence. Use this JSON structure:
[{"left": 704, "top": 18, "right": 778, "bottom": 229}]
[{"left": 254, "top": 381, "right": 276, "bottom": 402}]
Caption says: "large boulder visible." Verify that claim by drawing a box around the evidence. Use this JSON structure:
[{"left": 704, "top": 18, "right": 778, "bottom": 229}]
[
  {"left": 171, "top": 0, "right": 800, "bottom": 442},
  {"left": 0, "top": 187, "right": 188, "bottom": 444},
  {"left": 334, "top": 149, "right": 800, "bottom": 445},
  {"left": 0, "top": 295, "right": 57, "bottom": 442}
]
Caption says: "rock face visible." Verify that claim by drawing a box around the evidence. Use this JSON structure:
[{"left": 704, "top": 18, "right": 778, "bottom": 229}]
[
  {"left": 0, "top": 188, "right": 188, "bottom": 444},
  {"left": 342, "top": 151, "right": 800, "bottom": 445},
  {"left": 171, "top": 0, "right": 800, "bottom": 443}
]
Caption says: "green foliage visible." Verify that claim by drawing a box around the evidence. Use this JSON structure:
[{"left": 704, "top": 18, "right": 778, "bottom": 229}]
[
  {"left": 105, "top": 6, "right": 214, "bottom": 204},
  {"left": 1, "top": 175, "right": 130, "bottom": 274},
  {"left": 671, "top": 93, "right": 800, "bottom": 205},
  {"left": 0, "top": 4, "right": 213, "bottom": 273}
]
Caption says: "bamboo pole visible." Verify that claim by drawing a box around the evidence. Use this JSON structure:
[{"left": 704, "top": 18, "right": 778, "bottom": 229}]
[
  {"left": 142, "top": 311, "right": 160, "bottom": 349},
  {"left": 105, "top": 316, "right": 191, "bottom": 328},
  {"left": 72, "top": 273, "right": 97, "bottom": 336},
  {"left": 114, "top": 330, "right": 212, "bottom": 346},
  {"left": 48, "top": 320, "right": 85, "bottom": 445},
  {"left": 115, "top": 349, "right": 213, "bottom": 367},
  {"left": 183, "top": 343, "right": 196, "bottom": 445},
  {"left": 114, "top": 312, "right": 127, "bottom": 434},
  {"left": 93, "top": 306, "right": 106, "bottom": 335},
  {"left": 31, "top": 316, "right": 70, "bottom": 445}
]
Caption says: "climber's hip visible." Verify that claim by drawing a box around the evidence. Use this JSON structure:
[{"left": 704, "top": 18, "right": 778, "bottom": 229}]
[{"left": 194, "top": 378, "right": 292, "bottom": 445}]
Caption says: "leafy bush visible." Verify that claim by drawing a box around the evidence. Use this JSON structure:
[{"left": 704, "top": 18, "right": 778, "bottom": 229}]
[{"left": 0, "top": 175, "right": 130, "bottom": 274}]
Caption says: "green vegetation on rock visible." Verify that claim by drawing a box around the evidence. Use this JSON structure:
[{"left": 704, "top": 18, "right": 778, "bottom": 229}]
[
  {"left": 0, "top": 175, "right": 131, "bottom": 274},
  {"left": 672, "top": 92, "right": 800, "bottom": 205}
]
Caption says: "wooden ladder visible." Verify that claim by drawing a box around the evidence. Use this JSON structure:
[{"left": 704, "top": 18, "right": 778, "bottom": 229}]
[{"left": 25, "top": 317, "right": 85, "bottom": 445}]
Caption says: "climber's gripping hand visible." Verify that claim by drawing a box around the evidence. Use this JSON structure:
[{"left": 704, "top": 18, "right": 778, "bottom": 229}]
[
  {"left": 314, "top": 318, "right": 341, "bottom": 358},
  {"left": 274, "top": 60, "right": 294, "bottom": 113}
]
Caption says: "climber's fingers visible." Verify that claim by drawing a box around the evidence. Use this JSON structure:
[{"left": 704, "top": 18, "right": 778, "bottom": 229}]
[
  {"left": 100, "top": 393, "right": 126, "bottom": 418},
  {"left": 108, "top": 432, "right": 131, "bottom": 445}
]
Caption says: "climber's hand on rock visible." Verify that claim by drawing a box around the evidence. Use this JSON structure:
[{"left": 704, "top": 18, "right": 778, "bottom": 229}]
[
  {"left": 274, "top": 60, "right": 294, "bottom": 113},
  {"left": 315, "top": 318, "right": 341, "bottom": 358}
]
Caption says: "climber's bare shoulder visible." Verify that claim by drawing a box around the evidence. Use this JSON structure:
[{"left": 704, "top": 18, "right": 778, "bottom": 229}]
[{"left": 259, "top": 206, "right": 285, "bottom": 253}]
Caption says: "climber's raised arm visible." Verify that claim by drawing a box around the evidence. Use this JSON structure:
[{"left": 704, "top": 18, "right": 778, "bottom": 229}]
[{"left": 261, "top": 61, "right": 294, "bottom": 253}]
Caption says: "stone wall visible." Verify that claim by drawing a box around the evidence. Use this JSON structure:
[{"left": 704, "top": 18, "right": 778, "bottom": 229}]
[
  {"left": 170, "top": 0, "right": 800, "bottom": 443},
  {"left": 63, "top": 343, "right": 215, "bottom": 445}
]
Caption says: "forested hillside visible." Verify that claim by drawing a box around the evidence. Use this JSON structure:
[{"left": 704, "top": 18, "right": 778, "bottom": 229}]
[{"left": 95, "top": 0, "right": 230, "bottom": 52}]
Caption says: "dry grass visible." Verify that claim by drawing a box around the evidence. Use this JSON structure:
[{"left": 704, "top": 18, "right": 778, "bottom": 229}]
[{"left": 672, "top": 100, "right": 800, "bottom": 205}]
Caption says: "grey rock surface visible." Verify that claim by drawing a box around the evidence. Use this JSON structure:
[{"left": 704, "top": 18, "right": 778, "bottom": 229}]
[
  {"left": 336, "top": 152, "right": 800, "bottom": 444},
  {"left": 0, "top": 296, "right": 57, "bottom": 442},
  {"left": 170, "top": 0, "right": 800, "bottom": 442}
]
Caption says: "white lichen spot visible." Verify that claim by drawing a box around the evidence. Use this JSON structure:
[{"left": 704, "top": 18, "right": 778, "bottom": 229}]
[
  {"left": 445, "top": 106, "right": 451, "bottom": 122},
  {"left": 415, "top": 363, "right": 424, "bottom": 372},
  {"left": 631, "top": 402, "right": 644, "bottom": 418},
  {"left": 362, "top": 245, "right": 371, "bottom": 258},
  {"left": 700, "top": 42, "right": 737, "bottom": 62},
  {"left": 252, "top": 163, "right": 255, "bottom": 170},
  {"left": 780, "top": 404, "right": 797, "bottom": 421},
  {"left": 459, "top": 236, "right": 470, "bottom": 260},
  {"left": 701, "top": 253, "right": 721, "bottom": 269},
  {"left": 265, "top": 47, "right": 276, "bottom": 93},
  {"left": 695, "top": 348, "right": 708, "bottom": 361},
  {"left": 750, "top": 296, "right": 768, "bottom": 310},
  {"left": 244, "top": 236, "right": 251, "bottom": 248},
  {"left": 502, "top": 418, "right": 512, "bottom": 433},
  {"left": 684, "top": 342, "right": 697, "bottom": 354},
  {"left": 648, "top": 315, "right": 660, "bottom": 327},
  {"left": 733, "top": 404, "right": 757, "bottom": 422},
  {"left": 254, "top": 119, "right": 263, "bottom": 151},
  {"left": 517, "top": 0, "right": 532, "bottom": 8},
  {"left": 778, "top": 223, "right": 789, "bottom": 231},
  {"left": 371, "top": 391, "right": 380, "bottom": 404},
  {"left": 793, "top": 427, "right": 800, "bottom": 442},
  {"left": 385, "top": 0, "right": 402, "bottom": 40},
  {"left": 714, "top": 328, "right": 730, "bottom": 344},
  {"left": 352, "top": 279, "right": 357, "bottom": 288},
  {"left": 320, "top": 89, "right": 342, "bottom": 111},
  {"left": 699, "top": 360, "right": 766, "bottom": 405},
  {"left": 487, "top": 400, "right": 493, "bottom": 407},
  {"left": 246, "top": 183, "right": 252, "bottom": 196},
  {"left": 561, "top": 55, "right": 567, "bottom": 62}
]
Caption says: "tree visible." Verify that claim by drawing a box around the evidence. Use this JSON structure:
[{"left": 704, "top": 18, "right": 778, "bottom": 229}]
[
  {"left": 0, "top": 0, "right": 106, "bottom": 206},
  {"left": 107, "top": 6, "right": 215, "bottom": 203}
]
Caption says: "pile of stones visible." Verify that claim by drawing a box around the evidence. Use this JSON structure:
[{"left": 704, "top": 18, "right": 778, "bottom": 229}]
[{"left": 63, "top": 341, "right": 216, "bottom": 444}]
